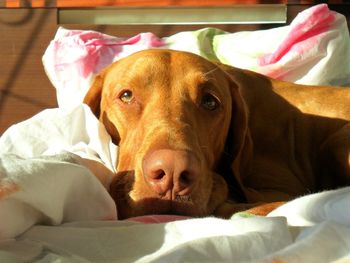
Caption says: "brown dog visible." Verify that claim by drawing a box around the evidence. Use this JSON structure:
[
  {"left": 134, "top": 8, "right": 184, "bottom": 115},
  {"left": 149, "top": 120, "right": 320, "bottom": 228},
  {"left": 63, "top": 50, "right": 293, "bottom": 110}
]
[{"left": 84, "top": 49, "right": 350, "bottom": 219}]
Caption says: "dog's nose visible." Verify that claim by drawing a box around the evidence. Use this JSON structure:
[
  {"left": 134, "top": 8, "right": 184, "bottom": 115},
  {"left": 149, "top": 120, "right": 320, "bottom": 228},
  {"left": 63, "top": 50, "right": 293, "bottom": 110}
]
[{"left": 142, "top": 149, "right": 199, "bottom": 198}]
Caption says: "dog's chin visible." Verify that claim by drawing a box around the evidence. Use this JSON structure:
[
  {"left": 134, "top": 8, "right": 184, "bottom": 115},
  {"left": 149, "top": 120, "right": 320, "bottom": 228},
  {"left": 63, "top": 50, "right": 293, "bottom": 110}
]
[{"left": 115, "top": 197, "right": 209, "bottom": 219}]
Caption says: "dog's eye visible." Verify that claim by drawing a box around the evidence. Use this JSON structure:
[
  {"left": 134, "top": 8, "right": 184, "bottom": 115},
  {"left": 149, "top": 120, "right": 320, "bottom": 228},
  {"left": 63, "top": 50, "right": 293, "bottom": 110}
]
[
  {"left": 201, "top": 93, "right": 219, "bottom": 111},
  {"left": 119, "top": 90, "right": 134, "bottom": 104}
]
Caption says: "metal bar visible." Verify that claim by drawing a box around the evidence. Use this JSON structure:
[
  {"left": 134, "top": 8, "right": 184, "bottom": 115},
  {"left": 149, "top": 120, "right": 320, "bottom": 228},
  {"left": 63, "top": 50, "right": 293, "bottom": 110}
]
[{"left": 59, "top": 5, "right": 286, "bottom": 25}]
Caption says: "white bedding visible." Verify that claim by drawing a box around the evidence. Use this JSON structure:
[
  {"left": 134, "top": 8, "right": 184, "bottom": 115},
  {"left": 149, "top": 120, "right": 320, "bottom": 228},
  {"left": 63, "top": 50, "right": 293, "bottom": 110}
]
[
  {"left": 1, "top": 107, "right": 350, "bottom": 263},
  {"left": 1, "top": 4, "right": 350, "bottom": 263},
  {"left": 1, "top": 118, "right": 350, "bottom": 263}
]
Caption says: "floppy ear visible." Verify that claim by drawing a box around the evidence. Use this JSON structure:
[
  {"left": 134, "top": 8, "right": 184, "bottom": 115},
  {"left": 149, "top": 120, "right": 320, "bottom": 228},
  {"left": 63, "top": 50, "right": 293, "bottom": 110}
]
[
  {"left": 216, "top": 63, "right": 253, "bottom": 202},
  {"left": 83, "top": 68, "right": 121, "bottom": 145},
  {"left": 83, "top": 72, "right": 105, "bottom": 118}
]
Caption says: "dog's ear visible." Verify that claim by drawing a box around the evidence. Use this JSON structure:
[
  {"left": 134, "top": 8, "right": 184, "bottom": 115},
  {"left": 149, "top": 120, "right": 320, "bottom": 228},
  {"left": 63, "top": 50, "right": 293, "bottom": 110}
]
[
  {"left": 216, "top": 63, "right": 254, "bottom": 202},
  {"left": 83, "top": 71, "right": 106, "bottom": 118},
  {"left": 83, "top": 66, "right": 121, "bottom": 145}
]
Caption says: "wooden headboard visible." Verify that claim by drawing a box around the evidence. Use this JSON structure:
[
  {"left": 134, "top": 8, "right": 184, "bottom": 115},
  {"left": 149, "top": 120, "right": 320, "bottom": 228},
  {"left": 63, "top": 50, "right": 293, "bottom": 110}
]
[{"left": 0, "top": 0, "right": 349, "bottom": 134}]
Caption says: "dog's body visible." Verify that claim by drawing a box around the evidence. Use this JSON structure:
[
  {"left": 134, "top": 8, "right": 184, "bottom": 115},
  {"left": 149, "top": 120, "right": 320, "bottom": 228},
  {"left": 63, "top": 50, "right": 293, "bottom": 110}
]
[{"left": 84, "top": 49, "right": 350, "bottom": 219}]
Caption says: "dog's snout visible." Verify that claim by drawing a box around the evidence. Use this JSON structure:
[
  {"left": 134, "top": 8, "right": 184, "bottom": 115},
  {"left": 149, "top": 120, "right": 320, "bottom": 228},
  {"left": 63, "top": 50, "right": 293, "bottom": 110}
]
[{"left": 142, "top": 149, "right": 199, "bottom": 198}]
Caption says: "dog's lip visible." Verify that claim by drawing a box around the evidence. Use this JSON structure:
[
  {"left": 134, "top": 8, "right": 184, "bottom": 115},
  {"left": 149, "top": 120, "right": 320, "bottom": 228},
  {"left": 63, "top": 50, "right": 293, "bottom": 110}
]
[
  {"left": 126, "top": 214, "right": 191, "bottom": 223},
  {"left": 116, "top": 195, "right": 205, "bottom": 219}
]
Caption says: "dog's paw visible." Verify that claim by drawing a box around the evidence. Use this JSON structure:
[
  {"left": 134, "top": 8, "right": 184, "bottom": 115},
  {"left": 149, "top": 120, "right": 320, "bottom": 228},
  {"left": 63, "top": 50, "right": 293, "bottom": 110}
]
[{"left": 214, "top": 201, "right": 285, "bottom": 218}]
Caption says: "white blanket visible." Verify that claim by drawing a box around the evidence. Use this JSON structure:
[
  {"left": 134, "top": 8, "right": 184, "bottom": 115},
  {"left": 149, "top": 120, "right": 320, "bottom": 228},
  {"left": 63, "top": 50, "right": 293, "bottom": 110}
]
[
  {"left": 1, "top": 129, "right": 350, "bottom": 263},
  {"left": 1, "top": 76, "right": 350, "bottom": 263},
  {"left": 0, "top": 106, "right": 118, "bottom": 239}
]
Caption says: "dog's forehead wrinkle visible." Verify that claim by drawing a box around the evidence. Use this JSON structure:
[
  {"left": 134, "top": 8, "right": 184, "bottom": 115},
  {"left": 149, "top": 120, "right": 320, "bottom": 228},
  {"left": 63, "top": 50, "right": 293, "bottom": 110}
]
[
  {"left": 117, "top": 51, "right": 219, "bottom": 95},
  {"left": 116, "top": 53, "right": 171, "bottom": 78}
]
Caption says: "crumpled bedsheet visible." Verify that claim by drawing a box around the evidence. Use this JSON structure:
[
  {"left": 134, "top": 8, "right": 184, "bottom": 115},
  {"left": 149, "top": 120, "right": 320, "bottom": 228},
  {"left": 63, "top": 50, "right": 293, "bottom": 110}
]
[
  {"left": 0, "top": 106, "right": 350, "bottom": 263},
  {"left": 0, "top": 105, "right": 118, "bottom": 240},
  {"left": 1, "top": 114, "right": 350, "bottom": 263},
  {"left": 1, "top": 106, "right": 350, "bottom": 262},
  {"left": 1, "top": 3, "right": 350, "bottom": 263}
]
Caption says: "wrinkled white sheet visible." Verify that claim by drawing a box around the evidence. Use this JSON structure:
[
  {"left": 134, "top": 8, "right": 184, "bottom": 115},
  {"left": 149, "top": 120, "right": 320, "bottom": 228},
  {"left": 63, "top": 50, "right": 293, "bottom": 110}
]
[
  {"left": 0, "top": 106, "right": 118, "bottom": 240},
  {"left": 1, "top": 185, "right": 350, "bottom": 262},
  {"left": 1, "top": 78, "right": 350, "bottom": 263}
]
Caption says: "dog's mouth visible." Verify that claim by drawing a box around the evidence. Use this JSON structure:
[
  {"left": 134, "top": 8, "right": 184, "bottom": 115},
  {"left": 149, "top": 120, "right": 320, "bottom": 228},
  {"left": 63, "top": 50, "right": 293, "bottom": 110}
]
[
  {"left": 109, "top": 170, "right": 209, "bottom": 219},
  {"left": 119, "top": 197, "right": 204, "bottom": 219}
]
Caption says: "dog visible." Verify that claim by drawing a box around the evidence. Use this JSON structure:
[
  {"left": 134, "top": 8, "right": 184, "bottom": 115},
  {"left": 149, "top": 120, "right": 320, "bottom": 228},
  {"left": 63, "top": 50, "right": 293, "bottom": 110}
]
[{"left": 83, "top": 49, "right": 350, "bottom": 219}]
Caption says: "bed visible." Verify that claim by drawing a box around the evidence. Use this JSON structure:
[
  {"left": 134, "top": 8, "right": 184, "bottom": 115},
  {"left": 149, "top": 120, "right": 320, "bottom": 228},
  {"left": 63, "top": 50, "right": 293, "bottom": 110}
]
[{"left": 1, "top": 1, "right": 350, "bottom": 262}]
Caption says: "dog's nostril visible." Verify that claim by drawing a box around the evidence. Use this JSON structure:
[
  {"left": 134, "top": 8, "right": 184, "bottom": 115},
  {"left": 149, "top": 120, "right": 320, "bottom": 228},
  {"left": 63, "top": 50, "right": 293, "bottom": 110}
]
[
  {"left": 179, "top": 171, "right": 192, "bottom": 185},
  {"left": 153, "top": 170, "right": 166, "bottom": 180}
]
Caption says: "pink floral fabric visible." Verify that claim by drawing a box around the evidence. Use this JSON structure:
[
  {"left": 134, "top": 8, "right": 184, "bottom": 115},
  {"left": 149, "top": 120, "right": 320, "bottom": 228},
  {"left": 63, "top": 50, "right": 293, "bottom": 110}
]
[{"left": 43, "top": 4, "right": 350, "bottom": 110}]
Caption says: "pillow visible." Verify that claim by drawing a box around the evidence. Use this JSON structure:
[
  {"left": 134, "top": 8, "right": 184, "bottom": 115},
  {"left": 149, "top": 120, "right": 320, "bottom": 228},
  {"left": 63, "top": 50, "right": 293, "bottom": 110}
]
[
  {"left": 216, "top": 4, "right": 350, "bottom": 86},
  {"left": 42, "top": 4, "right": 350, "bottom": 110}
]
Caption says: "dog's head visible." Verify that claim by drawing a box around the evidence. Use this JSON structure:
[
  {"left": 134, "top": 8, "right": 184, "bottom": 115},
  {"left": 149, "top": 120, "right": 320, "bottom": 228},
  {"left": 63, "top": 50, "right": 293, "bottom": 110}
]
[{"left": 84, "top": 49, "right": 250, "bottom": 218}]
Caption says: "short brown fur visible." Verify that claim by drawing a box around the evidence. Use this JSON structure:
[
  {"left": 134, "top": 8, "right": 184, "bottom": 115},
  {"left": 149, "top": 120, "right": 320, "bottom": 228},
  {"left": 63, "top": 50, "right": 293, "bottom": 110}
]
[{"left": 84, "top": 50, "right": 350, "bottom": 219}]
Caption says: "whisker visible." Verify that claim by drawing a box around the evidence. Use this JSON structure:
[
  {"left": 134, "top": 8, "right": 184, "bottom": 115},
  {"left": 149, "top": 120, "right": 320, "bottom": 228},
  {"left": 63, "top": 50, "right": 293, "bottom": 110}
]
[
  {"left": 203, "top": 67, "right": 219, "bottom": 77},
  {"left": 219, "top": 150, "right": 234, "bottom": 160}
]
